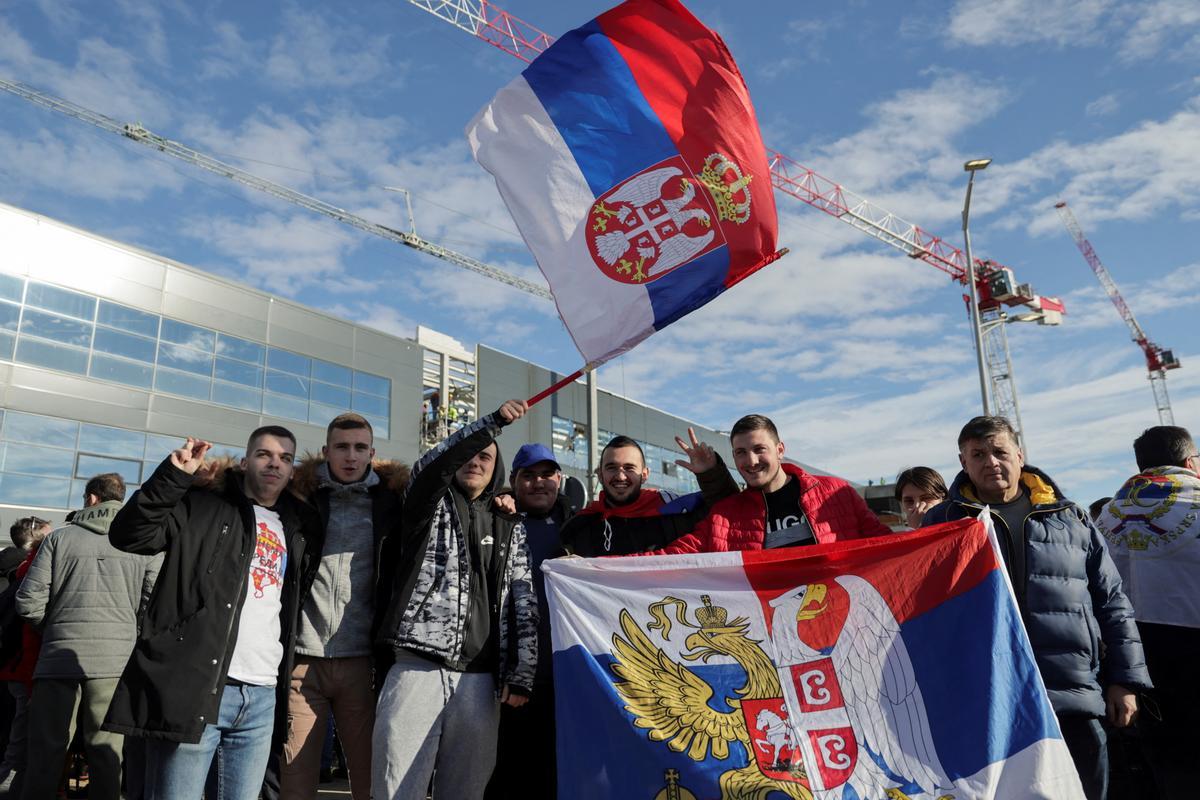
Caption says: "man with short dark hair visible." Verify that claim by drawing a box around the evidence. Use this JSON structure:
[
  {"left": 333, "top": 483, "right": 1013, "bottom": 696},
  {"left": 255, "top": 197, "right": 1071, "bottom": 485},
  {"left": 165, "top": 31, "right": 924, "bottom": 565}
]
[
  {"left": 1095, "top": 425, "right": 1200, "bottom": 798},
  {"left": 659, "top": 414, "right": 890, "bottom": 554},
  {"left": 560, "top": 430, "right": 738, "bottom": 557},
  {"left": 106, "top": 428, "right": 322, "bottom": 800},
  {"left": 16, "top": 474, "right": 159, "bottom": 800},
  {"left": 373, "top": 400, "right": 537, "bottom": 800},
  {"left": 924, "top": 415, "right": 1150, "bottom": 800},
  {"left": 280, "top": 413, "right": 407, "bottom": 800}
]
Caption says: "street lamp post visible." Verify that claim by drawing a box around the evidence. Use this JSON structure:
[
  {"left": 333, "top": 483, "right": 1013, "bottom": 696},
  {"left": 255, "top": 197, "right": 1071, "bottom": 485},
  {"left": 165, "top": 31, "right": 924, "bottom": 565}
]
[{"left": 962, "top": 158, "right": 992, "bottom": 416}]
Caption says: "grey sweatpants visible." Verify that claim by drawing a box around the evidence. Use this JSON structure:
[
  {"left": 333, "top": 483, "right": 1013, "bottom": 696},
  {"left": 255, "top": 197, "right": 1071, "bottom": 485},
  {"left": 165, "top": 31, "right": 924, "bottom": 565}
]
[{"left": 371, "top": 650, "right": 501, "bottom": 800}]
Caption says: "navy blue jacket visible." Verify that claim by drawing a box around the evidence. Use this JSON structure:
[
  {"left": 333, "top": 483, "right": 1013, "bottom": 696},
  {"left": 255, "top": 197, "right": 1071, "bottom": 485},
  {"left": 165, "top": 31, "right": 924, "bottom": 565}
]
[{"left": 923, "top": 465, "right": 1151, "bottom": 717}]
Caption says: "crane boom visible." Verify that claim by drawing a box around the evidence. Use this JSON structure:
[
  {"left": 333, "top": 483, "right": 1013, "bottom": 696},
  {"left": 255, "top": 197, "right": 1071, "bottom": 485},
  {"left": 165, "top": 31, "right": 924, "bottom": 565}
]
[
  {"left": 1054, "top": 200, "right": 1179, "bottom": 424},
  {"left": 0, "top": 77, "right": 552, "bottom": 300}
]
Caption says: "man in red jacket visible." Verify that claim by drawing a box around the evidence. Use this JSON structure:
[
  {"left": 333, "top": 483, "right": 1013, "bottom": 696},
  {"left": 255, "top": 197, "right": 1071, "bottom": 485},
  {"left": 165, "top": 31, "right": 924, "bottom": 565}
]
[{"left": 658, "top": 414, "right": 890, "bottom": 554}]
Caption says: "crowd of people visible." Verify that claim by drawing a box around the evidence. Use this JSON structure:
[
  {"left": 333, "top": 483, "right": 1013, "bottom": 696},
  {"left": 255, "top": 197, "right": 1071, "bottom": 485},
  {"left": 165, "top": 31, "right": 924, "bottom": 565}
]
[{"left": 0, "top": 401, "right": 1193, "bottom": 800}]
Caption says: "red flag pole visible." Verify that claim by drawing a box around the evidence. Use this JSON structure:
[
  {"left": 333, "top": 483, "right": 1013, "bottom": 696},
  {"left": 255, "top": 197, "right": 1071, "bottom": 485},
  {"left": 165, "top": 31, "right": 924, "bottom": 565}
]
[{"left": 526, "top": 365, "right": 591, "bottom": 407}]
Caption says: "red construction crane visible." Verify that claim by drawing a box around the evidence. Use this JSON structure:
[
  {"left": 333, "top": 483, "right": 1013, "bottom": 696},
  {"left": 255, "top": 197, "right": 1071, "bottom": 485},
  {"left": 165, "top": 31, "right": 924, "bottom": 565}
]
[
  {"left": 1055, "top": 201, "right": 1180, "bottom": 425},
  {"left": 404, "top": 0, "right": 1067, "bottom": 445}
]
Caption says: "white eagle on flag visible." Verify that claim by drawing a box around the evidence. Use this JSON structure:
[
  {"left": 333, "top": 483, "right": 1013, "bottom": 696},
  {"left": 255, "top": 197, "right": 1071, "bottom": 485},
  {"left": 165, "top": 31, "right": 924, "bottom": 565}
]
[{"left": 768, "top": 575, "right": 954, "bottom": 800}]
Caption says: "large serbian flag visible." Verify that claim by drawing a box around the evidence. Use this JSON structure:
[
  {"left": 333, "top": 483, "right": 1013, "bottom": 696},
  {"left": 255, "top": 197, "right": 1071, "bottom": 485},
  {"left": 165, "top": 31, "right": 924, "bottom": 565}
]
[
  {"left": 467, "top": 0, "right": 781, "bottom": 365},
  {"left": 542, "top": 518, "right": 1085, "bottom": 800}
]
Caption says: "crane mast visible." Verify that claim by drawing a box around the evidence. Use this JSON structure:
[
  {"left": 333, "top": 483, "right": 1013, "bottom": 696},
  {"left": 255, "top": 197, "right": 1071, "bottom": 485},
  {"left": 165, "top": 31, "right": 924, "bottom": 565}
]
[
  {"left": 1054, "top": 201, "right": 1179, "bottom": 425},
  {"left": 0, "top": 78, "right": 552, "bottom": 300},
  {"left": 405, "top": 0, "right": 1068, "bottom": 448}
]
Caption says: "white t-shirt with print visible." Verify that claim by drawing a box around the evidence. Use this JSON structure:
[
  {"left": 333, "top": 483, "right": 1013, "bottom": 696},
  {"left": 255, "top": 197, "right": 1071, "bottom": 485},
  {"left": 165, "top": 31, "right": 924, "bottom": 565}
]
[{"left": 226, "top": 505, "right": 288, "bottom": 686}]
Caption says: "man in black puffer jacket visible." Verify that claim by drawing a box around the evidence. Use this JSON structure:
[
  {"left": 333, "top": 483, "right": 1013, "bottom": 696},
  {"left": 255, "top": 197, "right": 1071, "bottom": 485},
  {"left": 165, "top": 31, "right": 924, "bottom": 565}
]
[
  {"left": 372, "top": 400, "right": 537, "bottom": 800},
  {"left": 923, "top": 416, "right": 1150, "bottom": 800},
  {"left": 105, "top": 427, "right": 322, "bottom": 800}
]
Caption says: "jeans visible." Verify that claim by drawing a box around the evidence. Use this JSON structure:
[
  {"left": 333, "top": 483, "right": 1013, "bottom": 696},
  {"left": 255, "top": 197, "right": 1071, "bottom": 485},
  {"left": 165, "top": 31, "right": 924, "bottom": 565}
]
[{"left": 145, "top": 683, "right": 276, "bottom": 800}]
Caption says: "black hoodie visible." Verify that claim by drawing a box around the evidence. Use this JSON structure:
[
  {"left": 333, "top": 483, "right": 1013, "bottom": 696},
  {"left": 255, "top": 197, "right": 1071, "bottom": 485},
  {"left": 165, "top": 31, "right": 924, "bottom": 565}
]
[{"left": 452, "top": 440, "right": 506, "bottom": 672}]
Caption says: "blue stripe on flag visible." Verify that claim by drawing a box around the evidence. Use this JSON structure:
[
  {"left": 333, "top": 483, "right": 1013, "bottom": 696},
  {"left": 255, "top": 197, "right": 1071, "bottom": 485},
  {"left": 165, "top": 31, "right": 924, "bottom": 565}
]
[
  {"left": 522, "top": 20, "right": 678, "bottom": 197},
  {"left": 553, "top": 647, "right": 750, "bottom": 799},
  {"left": 645, "top": 245, "right": 730, "bottom": 329},
  {"left": 903, "top": 569, "right": 1060, "bottom": 779}
]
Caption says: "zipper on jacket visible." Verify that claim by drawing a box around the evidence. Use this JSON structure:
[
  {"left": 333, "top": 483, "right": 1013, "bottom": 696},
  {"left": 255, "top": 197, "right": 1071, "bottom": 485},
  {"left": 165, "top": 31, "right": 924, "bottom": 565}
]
[
  {"left": 206, "top": 524, "right": 230, "bottom": 574},
  {"left": 213, "top": 520, "right": 253, "bottom": 695}
]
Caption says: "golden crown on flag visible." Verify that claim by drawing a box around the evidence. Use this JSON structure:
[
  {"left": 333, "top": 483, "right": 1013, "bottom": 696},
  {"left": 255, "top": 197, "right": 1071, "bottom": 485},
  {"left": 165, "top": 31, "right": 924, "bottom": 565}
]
[
  {"left": 696, "top": 594, "right": 729, "bottom": 628},
  {"left": 698, "top": 153, "right": 753, "bottom": 225}
]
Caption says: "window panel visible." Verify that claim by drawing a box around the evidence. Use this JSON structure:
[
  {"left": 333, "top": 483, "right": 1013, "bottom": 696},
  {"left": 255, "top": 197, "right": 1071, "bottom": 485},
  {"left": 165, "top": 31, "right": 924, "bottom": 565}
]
[
  {"left": 212, "top": 381, "right": 263, "bottom": 412},
  {"left": 0, "top": 473, "right": 71, "bottom": 509},
  {"left": 15, "top": 338, "right": 88, "bottom": 375},
  {"left": 215, "top": 358, "right": 263, "bottom": 387},
  {"left": 0, "top": 332, "right": 13, "bottom": 362},
  {"left": 158, "top": 343, "right": 213, "bottom": 376},
  {"left": 3, "top": 443, "right": 75, "bottom": 477},
  {"left": 267, "top": 348, "right": 310, "bottom": 377},
  {"left": 154, "top": 367, "right": 212, "bottom": 398},
  {"left": 159, "top": 319, "right": 215, "bottom": 352},
  {"left": 25, "top": 282, "right": 95, "bottom": 321},
  {"left": 0, "top": 302, "right": 19, "bottom": 331},
  {"left": 216, "top": 334, "right": 265, "bottom": 365},
  {"left": 308, "top": 401, "right": 345, "bottom": 427},
  {"left": 353, "top": 371, "right": 390, "bottom": 397},
  {"left": 79, "top": 424, "right": 145, "bottom": 460},
  {"left": 363, "top": 415, "right": 389, "bottom": 440},
  {"left": 75, "top": 454, "right": 141, "bottom": 486},
  {"left": 20, "top": 309, "right": 93, "bottom": 347},
  {"left": 97, "top": 301, "right": 158, "bottom": 338},
  {"left": 266, "top": 370, "right": 308, "bottom": 398},
  {"left": 0, "top": 274, "right": 23, "bottom": 303},
  {"left": 311, "top": 381, "right": 351, "bottom": 409},
  {"left": 351, "top": 392, "right": 388, "bottom": 417},
  {"left": 3, "top": 411, "right": 78, "bottom": 448},
  {"left": 94, "top": 327, "right": 156, "bottom": 362},
  {"left": 90, "top": 354, "right": 153, "bottom": 389},
  {"left": 312, "top": 360, "right": 352, "bottom": 387},
  {"left": 144, "top": 434, "right": 184, "bottom": 460},
  {"left": 263, "top": 392, "right": 308, "bottom": 422}
]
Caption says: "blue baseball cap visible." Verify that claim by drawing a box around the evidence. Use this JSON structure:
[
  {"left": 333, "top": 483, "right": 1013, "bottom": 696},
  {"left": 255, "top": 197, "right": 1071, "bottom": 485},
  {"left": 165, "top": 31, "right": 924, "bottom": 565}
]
[{"left": 512, "top": 443, "right": 560, "bottom": 472}]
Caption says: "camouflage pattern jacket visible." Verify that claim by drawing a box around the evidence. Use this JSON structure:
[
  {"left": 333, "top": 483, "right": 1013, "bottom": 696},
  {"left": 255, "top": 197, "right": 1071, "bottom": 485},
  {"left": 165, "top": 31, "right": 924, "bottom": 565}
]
[{"left": 376, "top": 412, "right": 538, "bottom": 692}]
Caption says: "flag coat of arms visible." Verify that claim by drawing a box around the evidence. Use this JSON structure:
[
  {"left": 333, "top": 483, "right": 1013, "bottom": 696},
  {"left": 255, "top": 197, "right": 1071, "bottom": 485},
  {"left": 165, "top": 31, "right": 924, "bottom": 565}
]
[
  {"left": 543, "top": 519, "right": 1086, "bottom": 800},
  {"left": 467, "top": 0, "right": 780, "bottom": 365}
]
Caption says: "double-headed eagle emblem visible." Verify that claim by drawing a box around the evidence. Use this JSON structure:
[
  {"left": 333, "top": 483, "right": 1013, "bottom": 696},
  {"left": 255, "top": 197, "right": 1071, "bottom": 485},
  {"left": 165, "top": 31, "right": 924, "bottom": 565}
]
[{"left": 610, "top": 578, "right": 956, "bottom": 800}]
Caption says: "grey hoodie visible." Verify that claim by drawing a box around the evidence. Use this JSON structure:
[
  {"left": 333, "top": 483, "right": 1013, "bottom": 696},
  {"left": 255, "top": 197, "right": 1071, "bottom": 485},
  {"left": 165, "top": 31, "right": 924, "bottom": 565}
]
[
  {"left": 295, "top": 462, "right": 379, "bottom": 657},
  {"left": 16, "top": 500, "right": 161, "bottom": 679}
]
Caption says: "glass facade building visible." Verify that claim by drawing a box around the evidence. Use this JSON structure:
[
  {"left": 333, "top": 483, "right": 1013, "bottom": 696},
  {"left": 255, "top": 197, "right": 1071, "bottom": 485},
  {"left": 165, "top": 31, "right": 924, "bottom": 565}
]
[{"left": 0, "top": 201, "right": 844, "bottom": 531}]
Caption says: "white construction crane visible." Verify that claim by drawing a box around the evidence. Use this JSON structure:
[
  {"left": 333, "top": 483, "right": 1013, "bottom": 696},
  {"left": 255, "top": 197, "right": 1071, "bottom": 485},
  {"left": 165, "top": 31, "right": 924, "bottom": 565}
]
[
  {"left": 0, "top": 77, "right": 551, "bottom": 300},
  {"left": 1055, "top": 201, "right": 1180, "bottom": 424}
]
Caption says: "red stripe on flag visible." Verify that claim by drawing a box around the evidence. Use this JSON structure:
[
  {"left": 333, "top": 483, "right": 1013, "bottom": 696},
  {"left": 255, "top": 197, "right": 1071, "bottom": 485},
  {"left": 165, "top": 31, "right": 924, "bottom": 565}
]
[
  {"left": 741, "top": 519, "right": 999, "bottom": 638},
  {"left": 596, "top": 0, "right": 779, "bottom": 283}
]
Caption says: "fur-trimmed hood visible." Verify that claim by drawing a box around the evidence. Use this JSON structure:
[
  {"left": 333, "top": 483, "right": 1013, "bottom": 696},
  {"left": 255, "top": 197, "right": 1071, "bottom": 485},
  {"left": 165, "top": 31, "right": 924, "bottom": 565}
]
[{"left": 289, "top": 454, "right": 411, "bottom": 501}]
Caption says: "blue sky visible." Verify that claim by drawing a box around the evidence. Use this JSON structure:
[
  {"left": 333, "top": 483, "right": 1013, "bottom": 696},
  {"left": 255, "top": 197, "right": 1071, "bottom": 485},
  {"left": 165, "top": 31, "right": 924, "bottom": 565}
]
[{"left": 1, "top": 0, "right": 1197, "bottom": 505}]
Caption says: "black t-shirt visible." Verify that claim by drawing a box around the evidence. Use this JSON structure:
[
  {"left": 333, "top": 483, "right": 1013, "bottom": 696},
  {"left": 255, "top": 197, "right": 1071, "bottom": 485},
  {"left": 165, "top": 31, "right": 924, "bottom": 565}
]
[
  {"left": 988, "top": 489, "right": 1032, "bottom": 605},
  {"left": 459, "top": 492, "right": 500, "bottom": 673},
  {"left": 763, "top": 477, "right": 816, "bottom": 549}
]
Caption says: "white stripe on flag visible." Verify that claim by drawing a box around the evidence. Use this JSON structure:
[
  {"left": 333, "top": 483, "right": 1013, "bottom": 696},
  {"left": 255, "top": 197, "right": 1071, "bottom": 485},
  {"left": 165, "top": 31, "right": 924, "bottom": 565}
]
[{"left": 466, "top": 75, "right": 656, "bottom": 363}]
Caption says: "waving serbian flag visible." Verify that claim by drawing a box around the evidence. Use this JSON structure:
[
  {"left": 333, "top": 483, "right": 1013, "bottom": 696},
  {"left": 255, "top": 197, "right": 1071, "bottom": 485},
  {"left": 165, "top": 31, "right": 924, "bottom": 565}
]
[
  {"left": 542, "top": 518, "right": 1086, "bottom": 800},
  {"left": 467, "top": 0, "right": 781, "bottom": 365}
]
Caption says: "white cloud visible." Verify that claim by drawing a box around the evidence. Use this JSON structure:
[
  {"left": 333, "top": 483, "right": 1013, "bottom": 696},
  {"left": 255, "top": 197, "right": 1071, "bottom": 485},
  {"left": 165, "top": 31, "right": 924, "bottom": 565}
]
[
  {"left": 1085, "top": 93, "right": 1120, "bottom": 117},
  {"left": 946, "top": 0, "right": 1114, "bottom": 48},
  {"left": 264, "top": 5, "right": 397, "bottom": 90},
  {"left": 946, "top": 0, "right": 1200, "bottom": 61}
]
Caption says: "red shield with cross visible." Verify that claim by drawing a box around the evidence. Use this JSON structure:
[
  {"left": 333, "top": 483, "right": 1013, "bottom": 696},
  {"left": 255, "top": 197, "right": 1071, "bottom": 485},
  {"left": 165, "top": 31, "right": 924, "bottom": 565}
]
[
  {"left": 740, "top": 698, "right": 809, "bottom": 786},
  {"left": 585, "top": 155, "right": 724, "bottom": 285}
]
